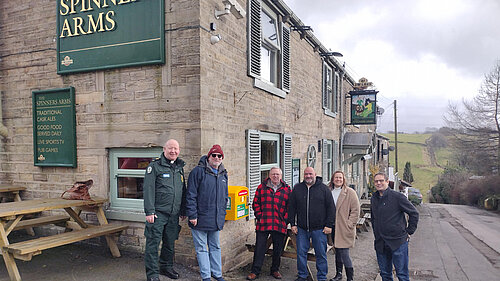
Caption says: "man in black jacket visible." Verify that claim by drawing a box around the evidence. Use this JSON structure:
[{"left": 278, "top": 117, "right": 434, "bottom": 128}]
[
  {"left": 371, "top": 172, "right": 419, "bottom": 281},
  {"left": 288, "top": 167, "right": 335, "bottom": 281}
]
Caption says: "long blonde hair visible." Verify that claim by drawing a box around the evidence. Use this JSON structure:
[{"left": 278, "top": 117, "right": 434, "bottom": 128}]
[{"left": 329, "top": 170, "right": 347, "bottom": 189}]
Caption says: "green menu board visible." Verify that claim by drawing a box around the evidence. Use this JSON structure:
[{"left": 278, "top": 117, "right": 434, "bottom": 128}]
[{"left": 33, "top": 87, "right": 77, "bottom": 167}]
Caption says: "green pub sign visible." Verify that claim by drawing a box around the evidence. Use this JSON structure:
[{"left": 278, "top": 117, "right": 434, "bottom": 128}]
[
  {"left": 33, "top": 87, "right": 77, "bottom": 167},
  {"left": 57, "top": 0, "right": 165, "bottom": 74}
]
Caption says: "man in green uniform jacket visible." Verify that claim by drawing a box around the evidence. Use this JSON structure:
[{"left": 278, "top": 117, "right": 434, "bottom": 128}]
[{"left": 144, "top": 139, "right": 186, "bottom": 281}]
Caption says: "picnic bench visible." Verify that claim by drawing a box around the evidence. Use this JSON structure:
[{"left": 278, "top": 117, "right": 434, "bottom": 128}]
[
  {"left": 0, "top": 197, "right": 128, "bottom": 281},
  {"left": 0, "top": 185, "right": 26, "bottom": 203},
  {"left": 0, "top": 185, "right": 35, "bottom": 236}
]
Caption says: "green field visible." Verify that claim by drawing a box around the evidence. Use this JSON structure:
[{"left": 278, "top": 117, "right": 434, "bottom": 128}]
[{"left": 381, "top": 133, "right": 451, "bottom": 203}]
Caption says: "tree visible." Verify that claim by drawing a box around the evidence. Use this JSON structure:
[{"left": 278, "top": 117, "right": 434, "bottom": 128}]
[
  {"left": 444, "top": 61, "right": 500, "bottom": 175},
  {"left": 403, "top": 161, "right": 414, "bottom": 183}
]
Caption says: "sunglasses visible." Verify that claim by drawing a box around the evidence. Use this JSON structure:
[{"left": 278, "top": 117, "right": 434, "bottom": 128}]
[{"left": 211, "top": 154, "right": 223, "bottom": 159}]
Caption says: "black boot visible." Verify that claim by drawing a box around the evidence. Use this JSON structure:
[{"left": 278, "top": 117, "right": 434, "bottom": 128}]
[
  {"left": 330, "top": 261, "right": 343, "bottom": 281},
  {"left": 345, "top": 267, "right": 353, "bottom": 281}
]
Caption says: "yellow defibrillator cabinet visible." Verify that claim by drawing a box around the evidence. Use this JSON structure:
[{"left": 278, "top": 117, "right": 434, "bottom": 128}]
[{"left": 225, "top": 186, "right": 249, "bottom": 220}]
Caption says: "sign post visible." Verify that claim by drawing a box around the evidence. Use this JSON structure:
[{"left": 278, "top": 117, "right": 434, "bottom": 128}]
[{"left": 33, "top": 87, "right": 77, "bottom": 167}]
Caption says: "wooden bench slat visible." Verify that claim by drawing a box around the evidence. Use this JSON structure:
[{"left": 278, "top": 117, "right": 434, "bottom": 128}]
[
  {"left": 5, "top": 224, "right": 128, "bottom": 256},
  {"left": 0, "top": 185, "right": 26, "bottom": 193},
  {"left": 13, "top": 215, "right": 70, "bottom": 230}
]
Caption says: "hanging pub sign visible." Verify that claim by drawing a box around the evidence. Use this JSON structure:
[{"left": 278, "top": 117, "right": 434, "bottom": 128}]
[
  {"left": 349, "top": 90, "right": 378, "bottom": 125},
  {"left": 33, "top": 87, "right": 77, "bottom": 167},
  {"left": 57, "top": 0, "right": 165, "bottom": 74}
]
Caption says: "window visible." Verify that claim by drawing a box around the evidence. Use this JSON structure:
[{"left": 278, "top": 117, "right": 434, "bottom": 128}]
[
  {"left": 322, "top": 139, "right": 339, "bottom": 184},
  {"left": 247, "top": 130, "right": 292, "bottom": 218},
  {"left": 322, "top": 62, "right": 339, "bottom": 117},
  {"left": 248, "top": 0, "right": 290, "bottom": 98},
  {"left": 107, "top": 148, "right": 162, "bottom": 221}
]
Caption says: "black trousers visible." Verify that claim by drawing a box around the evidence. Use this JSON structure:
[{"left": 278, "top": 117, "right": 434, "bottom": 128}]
[{"left": 251, "top": 230, "right": 286, "bottom": 275}]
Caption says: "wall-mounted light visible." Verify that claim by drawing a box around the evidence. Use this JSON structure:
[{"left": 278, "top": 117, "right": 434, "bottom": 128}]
[
  {"left": 215, "top": 0, "right": 246, "bottom": 19},
  {"left": 319, "top": 51, "right": 343, "bottom": 57},
  {"left": 291, "top": 26, "right": 313, "bottom": 32},
  {"left": 210, "top": 34, "right": 221, "bottom": 44}
]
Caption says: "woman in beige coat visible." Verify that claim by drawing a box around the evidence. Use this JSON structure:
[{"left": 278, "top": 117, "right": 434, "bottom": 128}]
[{"left": 329, "top": 171, "right": 360, "bottom": 281}]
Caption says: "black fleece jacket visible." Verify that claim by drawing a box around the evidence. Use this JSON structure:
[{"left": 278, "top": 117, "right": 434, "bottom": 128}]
[
  {"left": 287, "top": 177, "right": 335, "bottom": 231},
  {"left": 371, "top": 187, "right": 419, "bottom": 252}
]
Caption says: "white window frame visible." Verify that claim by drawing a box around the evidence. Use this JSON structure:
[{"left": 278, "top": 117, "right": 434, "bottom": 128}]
[
  {"left": 322, "top": 62, "right": 339, "bottom": 117},
  {"left": 106, "top": 147, "right": 162, "bottom": 221}
]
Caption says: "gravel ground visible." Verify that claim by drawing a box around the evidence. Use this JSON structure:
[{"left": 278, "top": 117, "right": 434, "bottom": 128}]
[
  {"left": 225, "top": 226, "right": 379, "bottom": 281},
  {"left": 0, "top": 226, "right": 379, "bottom": 281}
]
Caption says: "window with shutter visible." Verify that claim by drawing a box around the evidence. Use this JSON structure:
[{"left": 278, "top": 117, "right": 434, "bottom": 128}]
[
  {"left": 248, "top": 0, "right": 289, "bottom": 98},
  {"left": 247, "top": 130, "right": 291, "bottom": 219},
  {"left": 322, "top": 62, "right": 338, "bottom": 117}
]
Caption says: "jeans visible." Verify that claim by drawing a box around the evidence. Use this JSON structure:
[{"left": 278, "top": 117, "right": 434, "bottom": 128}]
[
  {"left": 251, "top": 231, "right": 286, "bottom": 275},
  {"left": 296, "top": 227, "right": 328, "bottom": 280},
  {"left": 376, "top": 241, "right": 409, "bottom": 281},
  {"left": 191, "top": 229, "right": 222, "bottom": 279}
]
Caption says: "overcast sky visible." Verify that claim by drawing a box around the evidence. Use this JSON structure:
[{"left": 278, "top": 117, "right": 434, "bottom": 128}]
[{"left": 284, "top": 0, "right": 500, "bottom": 133}]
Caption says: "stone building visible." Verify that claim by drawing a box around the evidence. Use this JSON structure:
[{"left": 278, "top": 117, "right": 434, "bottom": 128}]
[{"left": 0, "top": 0, "right": 377, "bottom": 272}]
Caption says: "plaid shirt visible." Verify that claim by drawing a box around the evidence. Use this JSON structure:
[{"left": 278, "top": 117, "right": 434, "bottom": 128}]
[{"left": 252, "top": 178, "right": 291, "bottom": 234}]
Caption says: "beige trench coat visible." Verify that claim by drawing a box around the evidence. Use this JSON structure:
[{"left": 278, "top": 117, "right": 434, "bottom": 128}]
[{"left": 333, "top": 186, "right": 360, "bottom": 248}]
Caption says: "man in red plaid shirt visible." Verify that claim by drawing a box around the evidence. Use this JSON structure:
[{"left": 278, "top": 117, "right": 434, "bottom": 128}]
[{"left": 247, "top": 167, "right": 291, "bottom": 280}]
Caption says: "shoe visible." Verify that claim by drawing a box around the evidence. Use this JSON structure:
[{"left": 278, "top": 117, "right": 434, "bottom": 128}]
[
  {"left": 330, "top": 260, "right": 343, "bottom": 281},
  {"left": 202, "top": 279, "right": 211, "bottom": 281},
  {"left": 247, "top": 273, "right": 258, "bottom": 280},
  {"left": 270, "top": 271, "right": 282, "bottom": 279},
  {"left": 160, "top": 268, "right": 179, "bottom": 279},
  {"left": 147, "top": 277, "right": 160, "bottom": 281},
  {"left": 213, "top": 276, "right": 225, "bottom": 281}
]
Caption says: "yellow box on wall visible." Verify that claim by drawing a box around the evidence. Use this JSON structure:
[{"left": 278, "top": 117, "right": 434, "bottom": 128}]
[{"left": 226, "top": 186, "right": 249, "bottom": 221}]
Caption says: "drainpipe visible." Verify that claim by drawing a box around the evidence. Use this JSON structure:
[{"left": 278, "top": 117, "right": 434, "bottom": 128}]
[{"left": 0, "top": 91, "right": 8, "bottom": 139}]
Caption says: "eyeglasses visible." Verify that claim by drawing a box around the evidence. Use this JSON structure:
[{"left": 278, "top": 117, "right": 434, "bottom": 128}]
[
  {"left": 374, "top": 179, "right": 386, "bottom": 183},
  {"left": 211, "top": 154, "right": 223, "bottom": 159}
]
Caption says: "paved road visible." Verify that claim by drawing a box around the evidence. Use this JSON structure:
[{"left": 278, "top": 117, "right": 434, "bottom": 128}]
[{"left": 387, "top": 203, "right": 500, "bottom": 281}]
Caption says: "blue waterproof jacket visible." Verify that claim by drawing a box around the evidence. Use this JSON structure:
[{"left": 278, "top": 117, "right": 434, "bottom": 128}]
[{"left": 186, "top": 155, "right": 228, "bottom": 231}]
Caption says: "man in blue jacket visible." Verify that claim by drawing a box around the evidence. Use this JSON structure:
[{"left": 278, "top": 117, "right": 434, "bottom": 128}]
[
  {"left": 186, "top": 144, "right": 228, "bottom": 281},
  {"left": 288, "top": 167, "right": 335, "bottom": 281},
  {"left": 371, "top": 173, "right": 419, "bottom": 281}
]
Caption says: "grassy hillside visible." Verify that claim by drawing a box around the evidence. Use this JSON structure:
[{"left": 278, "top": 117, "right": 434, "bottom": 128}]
[{"left": 381, "top": 133, "right": 452, "bottom": 202}]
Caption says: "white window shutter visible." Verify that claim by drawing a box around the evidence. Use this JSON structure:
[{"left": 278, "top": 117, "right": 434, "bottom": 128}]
[
  {"left": 283, "top": 134, "right": 292, "bottom": 186},
  {"left": 322, "top": 139, "right": 329, "bottom": 183},
  {"left": 247, "top": 129, "right": 261, "bottom": 219},
  {"left": 334, "top": 72, "right": 340, "bottom": 113},
  {"left": 322, "top": 63, "right": 328, "bottom": 109},
  {"left": 282, "top": 25, "right": 290, "bottom": 92},
  {"left": 333, "top": 140, "right": 339, "bottom": 173},
  {"left": 248, "top": 0, "right": 261, "bottom": 78}
]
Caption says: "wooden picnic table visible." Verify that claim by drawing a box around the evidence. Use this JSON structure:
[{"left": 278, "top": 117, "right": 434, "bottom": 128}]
[
  {"left": 0, "top": 185, "right": 34, "bottom": 236},
  {"left": 0, "top": 197, "right": 128, "bottom": 281},
  {"left": 0, "top": 185, "right": 26, "bottom": 203}
]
